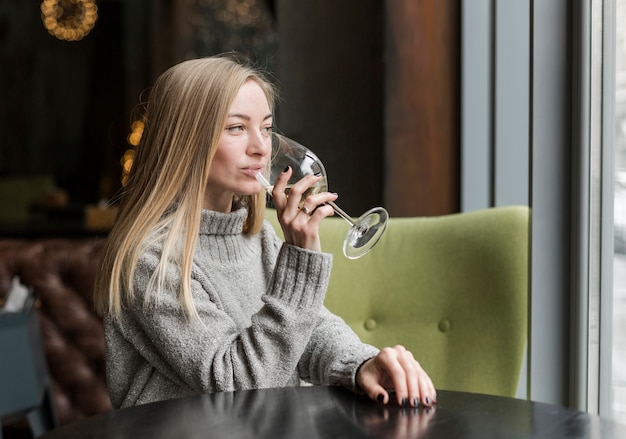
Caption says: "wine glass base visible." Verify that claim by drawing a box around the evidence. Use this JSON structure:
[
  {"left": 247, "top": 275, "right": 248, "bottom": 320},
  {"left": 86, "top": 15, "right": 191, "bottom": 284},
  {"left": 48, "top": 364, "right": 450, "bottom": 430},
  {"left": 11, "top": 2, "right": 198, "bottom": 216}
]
[{"left": 343, "top": 207, "right": 388, "bottom": 259}]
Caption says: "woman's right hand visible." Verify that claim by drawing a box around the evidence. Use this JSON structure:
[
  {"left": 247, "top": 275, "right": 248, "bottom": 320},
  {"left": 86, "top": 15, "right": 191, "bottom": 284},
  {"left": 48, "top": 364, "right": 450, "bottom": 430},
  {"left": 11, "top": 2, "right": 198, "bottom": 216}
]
[{"left": 271, "top": 166, "right": 338, "bottom": 252}]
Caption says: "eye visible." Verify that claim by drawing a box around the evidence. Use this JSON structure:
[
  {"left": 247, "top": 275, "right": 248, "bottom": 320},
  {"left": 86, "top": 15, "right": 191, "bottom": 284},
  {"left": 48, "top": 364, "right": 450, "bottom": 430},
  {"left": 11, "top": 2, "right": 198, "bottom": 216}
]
[
  {"left": 227, "top": 125, "right": 244, "bottom": 133},
  {"left": 262, "top": 126, "right": 273, "bottom": 136}
]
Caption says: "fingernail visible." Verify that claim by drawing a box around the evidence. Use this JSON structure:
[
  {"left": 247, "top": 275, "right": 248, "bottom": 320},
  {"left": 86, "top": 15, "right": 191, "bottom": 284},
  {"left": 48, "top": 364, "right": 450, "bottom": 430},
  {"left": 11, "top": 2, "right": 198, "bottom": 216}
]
[
  {"left": 401, "top": 398, "right": 409, "bottom": 407},
  {"left": 425, "top": 396, "right": 431, "bottom": 405},
  {"left": 283, "top": 166, "right": 290, "bottom": 173},
  {"left": 413, "top": 398, "right": 419, "bottom": 407},
  {"left": 377, "top": 394, "right": 384, "bottom": 403}
]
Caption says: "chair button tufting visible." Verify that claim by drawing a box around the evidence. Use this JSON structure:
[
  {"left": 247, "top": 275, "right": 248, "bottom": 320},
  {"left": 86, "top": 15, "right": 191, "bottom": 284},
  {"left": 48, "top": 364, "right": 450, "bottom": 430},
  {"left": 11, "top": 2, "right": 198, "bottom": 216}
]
[
  {"left": 364, "top": 318, "right": 377, "bottom": 331},
  {"left": 438, "top": 319, "right": 451, "bottom": 332}
]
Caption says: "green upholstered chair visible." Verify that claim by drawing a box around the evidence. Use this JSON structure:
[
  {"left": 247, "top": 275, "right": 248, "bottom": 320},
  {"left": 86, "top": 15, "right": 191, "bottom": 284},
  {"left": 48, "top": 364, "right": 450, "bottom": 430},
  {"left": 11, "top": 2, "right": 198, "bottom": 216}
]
[{"left": 265, "top": 206, "right": 529, "bottom": 398}]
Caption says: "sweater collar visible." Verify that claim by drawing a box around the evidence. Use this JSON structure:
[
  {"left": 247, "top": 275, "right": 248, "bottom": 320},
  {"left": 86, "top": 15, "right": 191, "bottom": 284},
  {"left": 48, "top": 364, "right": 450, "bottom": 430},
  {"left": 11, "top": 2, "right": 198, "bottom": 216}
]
[{"left": 198, "top": 207, "right": 247, "bottom": 235}]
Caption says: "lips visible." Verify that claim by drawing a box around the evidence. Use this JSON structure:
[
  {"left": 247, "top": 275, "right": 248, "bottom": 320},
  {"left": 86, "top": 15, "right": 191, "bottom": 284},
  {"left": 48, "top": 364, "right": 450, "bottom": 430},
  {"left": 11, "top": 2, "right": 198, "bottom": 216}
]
[{"left": 243, "top": 165, "right": 266, "bottom": 177}]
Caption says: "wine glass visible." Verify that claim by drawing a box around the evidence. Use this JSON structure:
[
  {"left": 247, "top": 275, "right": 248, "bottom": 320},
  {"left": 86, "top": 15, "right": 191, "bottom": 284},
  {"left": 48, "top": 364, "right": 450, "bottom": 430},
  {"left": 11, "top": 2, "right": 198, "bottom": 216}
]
[{"left": 256, "top": 133, "right": 388, "bottom": 259}]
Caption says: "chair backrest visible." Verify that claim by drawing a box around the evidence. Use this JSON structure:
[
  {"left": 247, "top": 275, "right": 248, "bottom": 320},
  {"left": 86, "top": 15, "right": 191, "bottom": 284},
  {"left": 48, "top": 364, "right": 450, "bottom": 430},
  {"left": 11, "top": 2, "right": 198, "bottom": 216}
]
[{"left": 265, "top": 206, "right": 529, "bottom": 397}]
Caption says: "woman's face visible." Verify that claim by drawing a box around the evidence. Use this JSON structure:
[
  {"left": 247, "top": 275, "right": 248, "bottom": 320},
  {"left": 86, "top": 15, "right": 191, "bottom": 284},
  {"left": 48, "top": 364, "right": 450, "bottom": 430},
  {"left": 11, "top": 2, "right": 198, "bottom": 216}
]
[{"left": 204, "top": 80, "right": 273, "bottom": 212}]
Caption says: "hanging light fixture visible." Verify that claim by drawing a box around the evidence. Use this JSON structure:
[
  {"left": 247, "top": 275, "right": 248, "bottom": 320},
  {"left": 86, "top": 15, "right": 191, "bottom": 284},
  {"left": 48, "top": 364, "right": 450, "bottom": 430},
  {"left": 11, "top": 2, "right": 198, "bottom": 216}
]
[{"left": 41, "top": 0, "right": 98, "bottom": 42}]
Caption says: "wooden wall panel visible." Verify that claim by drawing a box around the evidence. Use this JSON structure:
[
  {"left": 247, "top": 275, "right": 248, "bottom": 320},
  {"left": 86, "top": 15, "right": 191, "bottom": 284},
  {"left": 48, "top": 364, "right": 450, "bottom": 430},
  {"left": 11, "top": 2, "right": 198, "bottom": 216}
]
[
  {"left": 385, "top": 0, "right": 460, "bottom": 216},
  {"left": 274, "top": 0, "right": 459, "bottom": 217},
  {"left": 276, "top": 0, "right": 384, "bottom": 216}
]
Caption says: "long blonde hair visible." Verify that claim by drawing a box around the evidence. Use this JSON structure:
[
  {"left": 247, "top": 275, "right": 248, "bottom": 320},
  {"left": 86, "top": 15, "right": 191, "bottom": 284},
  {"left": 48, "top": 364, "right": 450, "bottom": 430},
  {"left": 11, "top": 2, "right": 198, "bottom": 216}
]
[{"left": 94, "top": 55, "right": 277, "bottom": 321}]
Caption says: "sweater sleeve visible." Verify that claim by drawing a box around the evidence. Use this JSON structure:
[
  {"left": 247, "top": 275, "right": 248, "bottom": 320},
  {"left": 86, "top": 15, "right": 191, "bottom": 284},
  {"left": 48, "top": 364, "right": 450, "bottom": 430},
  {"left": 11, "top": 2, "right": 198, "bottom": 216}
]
[
  {"left": 297, "top": 307, "right": 380, "bottom": 391},
  {"left": 111, "top": 241, "right": 333, "bottom": 402}
]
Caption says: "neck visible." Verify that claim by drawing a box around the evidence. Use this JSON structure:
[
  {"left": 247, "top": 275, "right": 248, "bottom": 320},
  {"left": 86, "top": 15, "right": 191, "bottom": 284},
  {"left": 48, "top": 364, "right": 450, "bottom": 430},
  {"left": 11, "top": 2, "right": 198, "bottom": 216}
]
[{"left": 203, "top": 192, "right": 233, "bottom": 213}]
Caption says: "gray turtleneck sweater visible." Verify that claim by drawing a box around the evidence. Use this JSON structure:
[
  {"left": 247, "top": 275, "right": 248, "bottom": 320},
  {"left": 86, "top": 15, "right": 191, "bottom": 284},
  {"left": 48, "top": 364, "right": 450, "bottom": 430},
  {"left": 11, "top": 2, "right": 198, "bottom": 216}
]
[{"left": 104, "top": 208, "right": 379, "bottom": 408}]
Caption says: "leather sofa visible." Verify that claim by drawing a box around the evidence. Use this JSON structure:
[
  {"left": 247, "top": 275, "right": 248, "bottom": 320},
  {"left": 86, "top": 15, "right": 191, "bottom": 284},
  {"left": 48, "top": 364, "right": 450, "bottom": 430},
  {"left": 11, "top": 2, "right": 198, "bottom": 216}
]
[{"left": 0, "top": 238, "right": 112, "bottom": 431}]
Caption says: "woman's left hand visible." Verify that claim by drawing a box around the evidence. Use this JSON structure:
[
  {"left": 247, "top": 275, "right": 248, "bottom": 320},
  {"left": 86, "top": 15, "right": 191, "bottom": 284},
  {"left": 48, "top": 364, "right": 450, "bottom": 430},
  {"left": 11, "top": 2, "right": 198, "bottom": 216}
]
[{"left": 356, "top": 345, "right": 436, "bottom": 408}]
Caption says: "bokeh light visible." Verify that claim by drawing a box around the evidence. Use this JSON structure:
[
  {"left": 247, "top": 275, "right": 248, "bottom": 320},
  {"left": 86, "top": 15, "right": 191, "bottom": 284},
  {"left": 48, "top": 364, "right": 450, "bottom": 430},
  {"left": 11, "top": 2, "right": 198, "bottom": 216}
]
[
  {"left": 41, "top": 0, "right": 98, "bottom": 42},
  {"left": 121, "top": 119, "right": 144, "bottom": 185}
]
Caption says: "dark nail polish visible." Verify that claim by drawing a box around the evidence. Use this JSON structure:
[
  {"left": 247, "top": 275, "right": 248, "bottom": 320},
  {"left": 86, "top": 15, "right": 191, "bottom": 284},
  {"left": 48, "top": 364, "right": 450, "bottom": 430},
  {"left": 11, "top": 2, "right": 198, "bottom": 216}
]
[
  {"left": 425, "top": 396, "right": 431, "bottom": 405},
  {"left": 413, "top": 398, "right": 419, "bottom": 407},
  {"left": 283, "top": 166, "right": 290, "bottom": 173},
  {"left": 377, "top": 394, "right": 384, "bottom": 403},
  {"left": 401, "top": 398, "right": 409, "bottom": 407}
]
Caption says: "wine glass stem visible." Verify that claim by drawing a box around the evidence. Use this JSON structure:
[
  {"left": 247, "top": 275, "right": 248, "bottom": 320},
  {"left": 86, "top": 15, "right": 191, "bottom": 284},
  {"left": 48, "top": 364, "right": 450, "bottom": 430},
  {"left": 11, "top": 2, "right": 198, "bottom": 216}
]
[
  {"left": 326, "top": 201, "right": 358, "bottom": 228},
  {"left": 256, "top": 173, "right": 359, "bottom": 228}
]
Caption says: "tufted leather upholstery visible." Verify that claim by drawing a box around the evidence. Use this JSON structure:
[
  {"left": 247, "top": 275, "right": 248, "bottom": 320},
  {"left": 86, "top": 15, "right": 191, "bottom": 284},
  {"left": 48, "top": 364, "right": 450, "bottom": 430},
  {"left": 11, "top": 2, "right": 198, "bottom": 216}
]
[{"left": 0, "top": 239, "right": 112, "bottom": 425}]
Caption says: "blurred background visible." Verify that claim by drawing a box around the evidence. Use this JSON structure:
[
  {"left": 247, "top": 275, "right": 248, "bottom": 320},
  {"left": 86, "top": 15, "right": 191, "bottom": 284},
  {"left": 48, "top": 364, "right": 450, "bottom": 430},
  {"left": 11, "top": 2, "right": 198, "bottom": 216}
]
[
  {"left": 0, "top": 0, "right": 460, "bottom": 235},
  {"left": 1, "top": 0, "right": 626, "bottom": 424}
]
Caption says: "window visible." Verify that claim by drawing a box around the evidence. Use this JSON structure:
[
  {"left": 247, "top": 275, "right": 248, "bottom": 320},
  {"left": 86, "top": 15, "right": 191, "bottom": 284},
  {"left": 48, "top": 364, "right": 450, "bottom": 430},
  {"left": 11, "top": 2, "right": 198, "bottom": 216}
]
[{"left": 612, "top": 0, "right": 626, "bottom": 423}]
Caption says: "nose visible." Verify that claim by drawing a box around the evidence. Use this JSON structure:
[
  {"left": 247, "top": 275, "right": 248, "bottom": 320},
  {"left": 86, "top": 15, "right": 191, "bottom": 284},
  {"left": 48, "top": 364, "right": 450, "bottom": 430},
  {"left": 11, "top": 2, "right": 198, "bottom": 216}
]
[{"left": 248, "top": 130, "right": 271, "bottom": 156}]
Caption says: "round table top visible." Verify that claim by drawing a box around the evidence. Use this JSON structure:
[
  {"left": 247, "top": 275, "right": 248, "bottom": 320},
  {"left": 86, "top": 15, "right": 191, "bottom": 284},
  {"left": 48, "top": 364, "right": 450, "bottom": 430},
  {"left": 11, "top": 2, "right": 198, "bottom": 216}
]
[{"left": 41, "top": 386, "right": 626, "bottom": 439}]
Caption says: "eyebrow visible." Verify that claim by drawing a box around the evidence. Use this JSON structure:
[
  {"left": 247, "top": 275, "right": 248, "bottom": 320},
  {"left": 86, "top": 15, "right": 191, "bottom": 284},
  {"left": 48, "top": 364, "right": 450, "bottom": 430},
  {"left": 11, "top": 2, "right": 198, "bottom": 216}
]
[{"left": 228, "top": 113, "right": 273, "bottom": 121}]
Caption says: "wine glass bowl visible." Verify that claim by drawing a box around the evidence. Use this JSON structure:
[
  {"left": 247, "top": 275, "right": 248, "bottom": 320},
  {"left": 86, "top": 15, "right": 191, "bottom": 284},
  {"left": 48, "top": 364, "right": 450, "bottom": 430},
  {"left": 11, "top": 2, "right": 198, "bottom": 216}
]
[{"left": 257, "top": 134, "right": 388, "bottom": 259}]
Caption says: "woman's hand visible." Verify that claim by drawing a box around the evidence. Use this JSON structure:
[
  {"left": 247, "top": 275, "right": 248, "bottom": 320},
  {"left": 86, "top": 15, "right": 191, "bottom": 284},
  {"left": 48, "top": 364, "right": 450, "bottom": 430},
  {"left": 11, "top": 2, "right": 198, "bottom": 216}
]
[
  {"left": 356, "top": 345, "right": 436, "bottom": 408},
  {"left": 271, "top": 166, "right": 338, "bottom": 252}
]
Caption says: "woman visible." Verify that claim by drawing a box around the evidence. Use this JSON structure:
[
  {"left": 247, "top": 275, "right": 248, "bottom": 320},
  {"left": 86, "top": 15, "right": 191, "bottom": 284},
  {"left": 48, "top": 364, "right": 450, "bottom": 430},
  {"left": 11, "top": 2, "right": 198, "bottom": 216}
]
[{"left": 94, "top": 54, "right": 436, "bottom": 409}]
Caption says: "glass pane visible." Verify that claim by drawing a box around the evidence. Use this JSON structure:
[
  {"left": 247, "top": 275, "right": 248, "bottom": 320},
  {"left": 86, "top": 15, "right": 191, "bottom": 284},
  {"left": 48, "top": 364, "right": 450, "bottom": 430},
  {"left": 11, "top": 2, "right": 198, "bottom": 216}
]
[{"left": 613, "top": 0, "right": 626, "bottom": 424}]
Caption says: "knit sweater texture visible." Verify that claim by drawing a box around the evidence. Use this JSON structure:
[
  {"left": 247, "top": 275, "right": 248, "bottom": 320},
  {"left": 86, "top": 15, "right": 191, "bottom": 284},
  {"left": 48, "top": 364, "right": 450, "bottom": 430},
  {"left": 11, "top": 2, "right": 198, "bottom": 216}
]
[{"left": 105, "top": 208, "right": 379, "bottom": 408}]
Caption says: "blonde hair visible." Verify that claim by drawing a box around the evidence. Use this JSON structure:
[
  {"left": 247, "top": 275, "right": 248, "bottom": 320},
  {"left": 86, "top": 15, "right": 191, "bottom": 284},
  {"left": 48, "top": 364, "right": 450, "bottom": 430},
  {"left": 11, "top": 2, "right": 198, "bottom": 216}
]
[{"left": 94, "top": 54, "right": 277, "bottom": 321}]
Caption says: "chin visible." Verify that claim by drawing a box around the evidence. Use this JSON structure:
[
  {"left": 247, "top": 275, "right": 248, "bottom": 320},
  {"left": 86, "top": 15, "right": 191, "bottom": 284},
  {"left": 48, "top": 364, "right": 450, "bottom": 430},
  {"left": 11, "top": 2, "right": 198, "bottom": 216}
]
[{"left": 237, "top": 185, "right": 263, "bottom": 197}]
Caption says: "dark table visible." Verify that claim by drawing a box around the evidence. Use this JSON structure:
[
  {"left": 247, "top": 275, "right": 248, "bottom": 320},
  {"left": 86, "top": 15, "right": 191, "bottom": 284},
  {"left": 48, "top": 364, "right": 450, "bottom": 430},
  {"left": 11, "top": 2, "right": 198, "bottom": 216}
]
[{"left": 41, "top": 385, "right": 626, "bottom": 439}]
